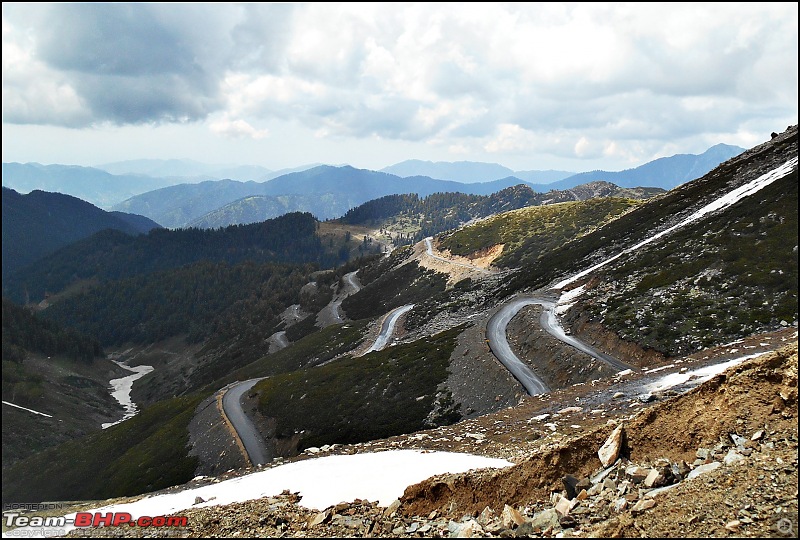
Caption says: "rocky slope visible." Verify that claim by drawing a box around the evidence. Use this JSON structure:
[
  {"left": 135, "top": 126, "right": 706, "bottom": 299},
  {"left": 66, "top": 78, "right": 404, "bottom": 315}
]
[{"left": 59, "top": 330, "right": 797, "bottom": 538}]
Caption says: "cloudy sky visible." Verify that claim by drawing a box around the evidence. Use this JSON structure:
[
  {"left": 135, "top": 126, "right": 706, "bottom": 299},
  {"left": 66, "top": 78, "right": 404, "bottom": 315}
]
[{"left": 2, "top": 3, "right": 797, "bottom": 173}]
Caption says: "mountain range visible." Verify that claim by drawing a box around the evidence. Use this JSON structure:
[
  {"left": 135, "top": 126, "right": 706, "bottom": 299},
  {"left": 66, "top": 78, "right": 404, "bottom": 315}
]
[
  {"left": 1, "top": 126, "right": 794, "bottom": 524},
  {"left": 2, "top": 143, "right": 744, "bottom": 223},
  {"left": 1, "top": 187, "right": 160, "bottom": 282}
]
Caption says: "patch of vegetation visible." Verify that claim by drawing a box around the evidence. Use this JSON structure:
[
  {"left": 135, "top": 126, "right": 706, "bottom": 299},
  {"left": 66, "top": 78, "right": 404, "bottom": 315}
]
[
  {"left": 580, "top": 168, "right": 798, "bottom": 356},
  {"left": 341, "top": 261, "right": 447, "bottom": 320},
  {"left": 2, "top": 393, "right": 203, "bottom": 504},
  {"left": 5, "top": 212, "right": 333, "bottom": 303},
  {"left": 254, "top": 325, "right": 465, "bottom": 450},
  {"left": 2, "top": 298, "right": 102, "bottom": 363},
  {"left": 43, "top": 261, "right": 314, "bottom": 347},
  {"left": 439, "top": 198, "right": 639, "bottom": 267},
  {"left": 218, "top": 319, "right": 372, "bottom": 386}
]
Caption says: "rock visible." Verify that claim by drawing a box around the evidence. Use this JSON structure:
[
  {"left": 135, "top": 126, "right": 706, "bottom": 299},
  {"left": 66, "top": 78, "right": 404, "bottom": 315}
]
[
  {"left": 751, "top": 429, "right": 765, "bottom": 441},
  {"left": 598, "top": 424, "right": 625, "bottom": 467},
  {"left": 477, "top": 506, "right": 495, "bottom": 526},
  {"left": 671, "top": 461, "right": 690, "bottom": 481},
  {"left": 529, "top": 509, "right": 560, "bottom": 532},
  {"left": 501, "top": 504, "right": 526, "bottom": 528},
  {"left": 514, "top": 522, "right": 535, "bottom": 537},
  {"left": 626, "top": 466, "right": 650, "bottom": 484},
  {"left": 576, "top": 489, "right": 589, "bottom": 501},
  {"left": 686, "top": 461, "right": 722, "bottom": 480},
  {"left": 562, "top": 474, "right": 580, "bottom": 499},
  {"left": 449, "top": 519, "right": 482, "bottom": 538},
  {"left": 725, "top": 520, "right": 741, "bottom": 532},
  {"left": 613, "top": 498, "right": 628, "bottom": 512},
  {"left": 306, "top": 446, "right": 321, "bottom": 454},
  {"left": 383, "top": 499, "right": 401, "bottom": 517},
  {"left": 554, "top": 495, "right": 572, "bottom": 516},
  {"left": 559, "top": 514, "right": 578, "bottom": 529},
  {"left": 308, "top": 509, "right": 331, "bottom": 527},
  {"left": 644, "top": 468, "right": 666, "bottom": 488},
  {"left": 602, "top": 478, "right": 617, "bottom": 492},
  {"left": 730, "top": 433, "right": 748, "bottom": 449},
  {"left": 724, "top": 449, "right": 745, "bottom": 465},
  {"left": 558, "top": 406, "right": 583, "bottom": 414},
  {"left": 631, "top": 499, "right": 656, "bottom": 514},
  {"left": 193, "top": 496, "right": 205, "bottom": 505}
]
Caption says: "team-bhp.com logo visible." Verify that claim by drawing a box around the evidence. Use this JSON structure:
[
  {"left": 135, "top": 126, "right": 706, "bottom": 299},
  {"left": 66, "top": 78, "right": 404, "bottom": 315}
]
[{"left": 4, "top": 512, "right": 187, "bottom": 535}]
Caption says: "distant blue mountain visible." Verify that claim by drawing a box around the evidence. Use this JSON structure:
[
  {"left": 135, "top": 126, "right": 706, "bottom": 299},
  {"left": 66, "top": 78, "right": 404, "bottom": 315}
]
[
  {"left": 528, "top": 144, "right": 746, "bottom": 192},
  {"left": 113, "top": 166, "right": 528, "bottom": 228},
  {"left": 1, "top": 163, "right": 177, "bottom": 208}
]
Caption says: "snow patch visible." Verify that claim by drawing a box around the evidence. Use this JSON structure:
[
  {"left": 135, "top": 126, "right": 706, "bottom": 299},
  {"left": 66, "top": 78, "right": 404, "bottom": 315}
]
[
  {"left": 102, "top": 361, "right": 154, "bottom": 429},
  {"left": 4, "top": 450, "right": 512, "bottom": 538},
  {"left": 2, "top": 400, "right": 52, "bottom": 418},
  {"left": 552, "top": 158, "right": 798, "bottom": 290},
  {"left": 645, "top": 354, "right": 763, "bottom": 394}
]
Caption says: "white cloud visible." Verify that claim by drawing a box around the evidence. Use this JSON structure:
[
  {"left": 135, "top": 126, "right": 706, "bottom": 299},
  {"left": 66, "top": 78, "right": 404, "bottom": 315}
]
[
  {"left": 1, "top": 3, "right": 797, "bottom": 170},
  {"left": 209, "top": 116, "right": 268, "bottom": 140}
]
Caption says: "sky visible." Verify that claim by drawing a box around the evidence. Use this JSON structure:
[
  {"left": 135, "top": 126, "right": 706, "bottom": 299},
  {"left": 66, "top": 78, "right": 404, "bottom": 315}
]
[{"left": 2, "top": 3, "right": 797, "bottom": 173}]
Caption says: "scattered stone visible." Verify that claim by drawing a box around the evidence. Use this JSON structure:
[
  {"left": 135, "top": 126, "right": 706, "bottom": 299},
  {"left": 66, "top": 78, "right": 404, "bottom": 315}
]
[
  {"left": 751, "top": 429, "right": 765, "bottom": 441},
  {"left": 193, "top": 496, "right": 205, "bottom": 505},
  {"left": 598, "top": 424, "right": 626, "bottom": 467},
  {"left": 725, "top": 520, "right": 741, "bottom": 532},
  {"left": 308, "top": 509, "right": 331, "bottom": 527},
  {"left": 644, "top": 468, "right": 666, "bottom": 488},
  {"left": 626, "top": 466, "right": 650, "bottom": 484},
  {"left": 687, "top": 461, "right": 722, "bottom": 480},
  {"left": 631, "top": 499, "right": 656, "bottom": 514},
  {"left": 554, "top": 495, "right": 572, "bottom": 516},
  {"left": 563, "top": 474, "right": 580, "bottom": 499},
  {"left": 383, "top": 499, "right": 401, "bottom": 518},
  {"left": 501, "top": 504, "right": 526, "bottom": 528},
  {"left": 559, "top": 514, "right": 578, "bottom": 529},
  {"left": 529, "top": 509, "right": 560, "bottom": 532},
  {"left": 724, "top": 449, "right": 746, "bottom": 466},
  {"left": 614, "top": 498, "right": 628, "bottom": 512},
  {"left": 558, "top": 406, "right": 583, "bottom": 415}
]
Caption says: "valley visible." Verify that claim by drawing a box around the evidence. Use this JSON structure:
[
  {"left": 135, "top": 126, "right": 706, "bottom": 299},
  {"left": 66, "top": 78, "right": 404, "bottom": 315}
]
[{"left": 1, "top": 126, "right": 797, "bottom": 538}]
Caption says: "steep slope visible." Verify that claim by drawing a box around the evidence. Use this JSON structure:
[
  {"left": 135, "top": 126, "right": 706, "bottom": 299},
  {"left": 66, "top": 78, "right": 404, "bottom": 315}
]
[
  {"left": 2, "top": 298, "right": 125, "bottom": 467},
  {"left": 3, "top": 212, "right": 331, "bottom": 304},
  {"left": 1, "top": 187, "right": 160, "bottom": 282}
]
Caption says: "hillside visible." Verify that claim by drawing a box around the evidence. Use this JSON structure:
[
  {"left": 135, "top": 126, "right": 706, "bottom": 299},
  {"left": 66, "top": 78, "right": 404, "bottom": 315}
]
[
  {"left": 2, "top": 298, "right": 125, "bottom": 467},
  {"left": 0, "top": 127, "right": 795, "bottom": 528},
  {"left": 3, "top": 212, "right": 339, "bottom": 304},
  {"left": 1, "top": 187, "right": 161, "bottom": 282}
]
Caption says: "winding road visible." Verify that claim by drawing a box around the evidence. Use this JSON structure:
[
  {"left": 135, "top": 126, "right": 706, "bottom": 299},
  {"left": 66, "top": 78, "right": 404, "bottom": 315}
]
[
  {"left": 488, "top": 296, "right": 634, "bottom": 396},
  {"left": 222, "top": 379, "right": 270, "bottom": 466},
  {"left": 486, "top": 299, "right": 550, "bottom": 395},
  {"left": 324, "top": 271, "right": 363, "bottom": 325},
  {"left": 365, "top": 304, "right": 415, "bottom": 354}
]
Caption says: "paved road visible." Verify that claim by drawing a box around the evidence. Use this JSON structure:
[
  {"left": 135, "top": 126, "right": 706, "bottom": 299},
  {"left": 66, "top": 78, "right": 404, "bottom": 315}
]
[
  {"left": 222, "top": 379, "right": 270, "bottom": 466},
  {"left": 535, "top": 298, "right": 634, "bottom": 372},
  {"left": 487, "top": 297, "right": 634, "bottom": 395},
  {"left": 365, "top": 304, "right": 415, "bottom": 353},
  {"left": 326, "top": 271, "right": 362, "bottom": 324},
  {"left": 486, "top": 299, "right": 551, "bottom": 395}
]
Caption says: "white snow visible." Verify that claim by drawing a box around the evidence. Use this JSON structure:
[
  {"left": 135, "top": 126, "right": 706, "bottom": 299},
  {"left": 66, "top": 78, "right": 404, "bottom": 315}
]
[
  {"left": 558, "top": 285, "right": 586, "bottom": 305},
  {"left": 1, "top": 400, "right": 52, "bottom": 418},
  {"left": 645, "top": 353, "right": 764, "bottom": 394},
  {"left": 552, "top": 157, "right": 798, "bottom": 290},
  {"left": 3, "top": 450, "right": 512, "bottom": 538},
  {"left": 101, "top": 361, "right": 154, "bottom": 429}
]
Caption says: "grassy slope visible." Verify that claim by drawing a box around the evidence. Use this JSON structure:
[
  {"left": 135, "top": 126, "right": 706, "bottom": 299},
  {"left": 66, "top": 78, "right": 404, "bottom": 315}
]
[
  {"left": 438, "top": 198, "right": 639, "bottom": 267},
  {"left": 254, "top": 326, "right": 464, "bottom": 450},
  {"left": 2, "top": 394, "right": 203, "bottom": 504}
]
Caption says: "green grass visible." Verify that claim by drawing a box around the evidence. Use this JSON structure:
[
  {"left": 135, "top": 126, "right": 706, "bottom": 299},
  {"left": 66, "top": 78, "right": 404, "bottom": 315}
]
[
  {"left": 439, "top": 198, "right": 639, "bottom": 268},
  {"left": 2, "top": 393, "right": 204, "bottom": 504},
  {"left": 583, "top": 168, "right": 798, "bottom": 356},
  {"left": 254, "top": 325, "right": 465, "bottom": 450}
]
